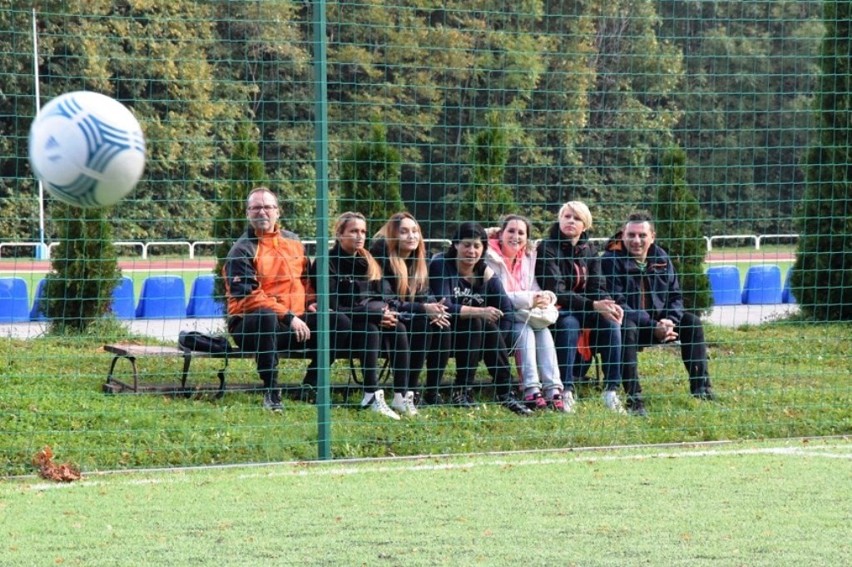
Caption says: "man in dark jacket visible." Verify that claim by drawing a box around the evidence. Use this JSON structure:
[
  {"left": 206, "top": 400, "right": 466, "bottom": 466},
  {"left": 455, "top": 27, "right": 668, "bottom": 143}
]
[{"left": 600, "top": 211, "right": 715, "bottom": 408}]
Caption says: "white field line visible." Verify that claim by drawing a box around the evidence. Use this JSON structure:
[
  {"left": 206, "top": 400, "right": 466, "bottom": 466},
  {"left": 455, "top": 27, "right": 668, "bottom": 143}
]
[{"left": 20, "top": 442, "right": 851, "bottom": 492}]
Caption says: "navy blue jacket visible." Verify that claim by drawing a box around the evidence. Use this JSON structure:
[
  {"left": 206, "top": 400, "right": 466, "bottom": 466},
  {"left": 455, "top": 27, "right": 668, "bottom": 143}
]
[
  {"left": 600, "top": 239, "right": 685, "bottom": 327},
  {"left": 428, "top": 252, "right": 514, "bottom": 334}
]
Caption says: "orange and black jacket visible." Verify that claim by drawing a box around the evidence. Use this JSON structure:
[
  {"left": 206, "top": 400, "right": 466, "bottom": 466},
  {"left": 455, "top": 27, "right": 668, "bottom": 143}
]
[
  {"left": 600, "top": 234, "right": 685, "bottom": 327},
  {"left": 223, "top": 226, "right": 314, "bottom": 327}
]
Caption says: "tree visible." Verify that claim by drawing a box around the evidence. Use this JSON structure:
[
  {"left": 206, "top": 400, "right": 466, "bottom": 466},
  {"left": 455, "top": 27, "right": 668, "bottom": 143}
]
[
  {"left": 338, "top": 123, "right": 403, "bottom": 235},
  {"left": 458, "top": 112, "right": 516, "bottom": 226},
  {"left": 652, "top": 146, "right": 712, "bottom": 313},
  {"left": 42, "top": 204, "right": 121, "bottom": 333},
  {"left": 791, "top": 1, "right": 852, "bottom": 321},
  {"left": 212, "top": 120, "right": 268, "bottom": 301}
]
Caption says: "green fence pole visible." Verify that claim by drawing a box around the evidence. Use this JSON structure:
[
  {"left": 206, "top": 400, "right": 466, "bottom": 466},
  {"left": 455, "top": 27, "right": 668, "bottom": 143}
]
[{"left": 312, "top": 0, "right": 331, "bottom": 460}]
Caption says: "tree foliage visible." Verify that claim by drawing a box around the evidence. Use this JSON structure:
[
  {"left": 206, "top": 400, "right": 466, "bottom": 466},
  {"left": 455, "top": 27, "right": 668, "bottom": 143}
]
[
  {"left": 42, "top": 205, "right": 120, "bottom": 333},
  {"left": 458, "top": 112, "right": 516, "bottom": 226},
  {"left": 791, "top": 0, "right": 852, "bottom": 321},
  {"left": 0, "top": 1, "right": 830, "bottom": 243},
  {"left": 338, "top": 123, "right": 403, "bottom": 235},
  {"left": 212, "top": 120, "right": 268, "bottom": 301},
  {"left": 652, "top": 146, "right": 712, "bottom": 314}
]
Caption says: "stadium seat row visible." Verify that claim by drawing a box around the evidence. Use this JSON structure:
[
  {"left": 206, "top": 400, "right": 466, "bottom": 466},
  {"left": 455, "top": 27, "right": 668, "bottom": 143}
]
[
  {"left": 0, "top": 275, "right": 224, "bottom": 323},
  {"left": 706, "top": 265, "right": 796, "bottom": 305},
  {"left": 0, "top": 266, "right": 795, "bottom": 323}
]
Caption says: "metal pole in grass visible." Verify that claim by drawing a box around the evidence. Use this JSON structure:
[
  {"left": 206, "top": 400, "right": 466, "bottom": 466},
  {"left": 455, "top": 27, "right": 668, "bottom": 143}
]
[
  {"left": 312, "top": 0, "right": 331, "bottom": 459},
  {"left": 31, "top": 8, "right": 49, "bottom": 261}
]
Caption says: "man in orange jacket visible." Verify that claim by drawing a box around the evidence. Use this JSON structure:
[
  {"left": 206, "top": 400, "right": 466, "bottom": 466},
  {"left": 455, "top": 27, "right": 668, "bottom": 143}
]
[{"left": 223, "top": 187, "right": 350, "bottom": 411}]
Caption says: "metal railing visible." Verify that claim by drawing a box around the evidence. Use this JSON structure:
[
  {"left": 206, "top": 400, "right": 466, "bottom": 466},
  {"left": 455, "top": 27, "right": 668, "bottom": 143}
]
[{"left": 0, "top": 234, "right": 798, "bottom": 260}]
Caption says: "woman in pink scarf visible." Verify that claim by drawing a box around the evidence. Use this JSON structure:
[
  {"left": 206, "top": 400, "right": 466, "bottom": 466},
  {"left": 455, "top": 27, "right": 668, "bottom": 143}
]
[{"left": 484, "top": 215, "right": 571, "bottom": 412}]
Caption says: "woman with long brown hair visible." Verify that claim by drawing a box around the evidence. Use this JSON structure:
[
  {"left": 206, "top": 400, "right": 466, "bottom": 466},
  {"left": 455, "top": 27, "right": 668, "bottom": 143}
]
[
  {"left": 371, "top": 212, "right": 450, "bottom": 408},
  {"left": 311, "top": 212, "right": 416, "bottom": 419}
]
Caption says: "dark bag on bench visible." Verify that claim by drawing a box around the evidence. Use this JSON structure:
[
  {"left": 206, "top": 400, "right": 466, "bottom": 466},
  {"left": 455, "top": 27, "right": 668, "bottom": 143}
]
[{"left": 178, "top": 331, "right": 235, "bottom": 355}]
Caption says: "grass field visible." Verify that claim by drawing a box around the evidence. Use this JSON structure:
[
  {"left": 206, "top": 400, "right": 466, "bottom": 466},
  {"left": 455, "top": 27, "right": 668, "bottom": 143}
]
[
  {"left": 0, "top": 320, "right": 849, "bottom": 475},
  {"left": 1, "top": 437, "right": 849, "bottom": 566}
]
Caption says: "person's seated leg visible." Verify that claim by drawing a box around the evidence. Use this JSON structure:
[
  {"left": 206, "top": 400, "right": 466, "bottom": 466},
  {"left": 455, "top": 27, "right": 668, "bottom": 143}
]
[
  {"left": 230, "top": 309, "right": 283, "bottom": 410},
  {"left": 677, "top": 311, "right": 715, "bottom": 400},
  {"left": 590, "top": 314, "right": 631, "bottom": 415},
  {"left": 552, "top": 312, "right": 580, "bottom": 393},
  {"left": 423, "top": 323, "right": 450, "bottom": 405},
  {"left": 450, "top": 317, "right": 483, "bottom": 407}
]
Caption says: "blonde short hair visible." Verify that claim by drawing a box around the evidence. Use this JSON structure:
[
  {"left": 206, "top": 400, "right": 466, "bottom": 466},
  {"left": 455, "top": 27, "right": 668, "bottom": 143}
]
[{"left": 558, "top": 201, "right": 593, "bottom": 230}]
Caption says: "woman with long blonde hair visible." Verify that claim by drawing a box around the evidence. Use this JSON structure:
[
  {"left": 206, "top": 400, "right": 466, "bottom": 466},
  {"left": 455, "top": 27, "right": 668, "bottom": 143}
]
[
  {"left": 371, "top": 212, "right": 449, "bottom": 406},
  {"left": 310, "top": 212, "right": 416, "bottom": 419}
]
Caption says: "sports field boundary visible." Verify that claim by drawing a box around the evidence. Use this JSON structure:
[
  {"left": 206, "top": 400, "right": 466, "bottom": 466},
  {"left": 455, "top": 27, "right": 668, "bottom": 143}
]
[{"left": 12, "top": 435, "right": 849, "bottom": 486}]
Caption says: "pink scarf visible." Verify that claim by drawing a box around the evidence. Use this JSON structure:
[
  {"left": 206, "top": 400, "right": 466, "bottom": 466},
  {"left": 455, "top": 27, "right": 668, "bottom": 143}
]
[{"left": 488, "top": 238, "right": 525, "bottom": 292}]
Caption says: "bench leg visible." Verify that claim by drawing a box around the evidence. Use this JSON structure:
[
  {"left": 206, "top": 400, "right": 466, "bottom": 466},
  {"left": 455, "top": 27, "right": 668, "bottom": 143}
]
[
  {"left": 180, "top": 352, "right": 194, "bottom": 398},
  {"left": 104, "top": 355, "right": 139, "bottom": 393}
]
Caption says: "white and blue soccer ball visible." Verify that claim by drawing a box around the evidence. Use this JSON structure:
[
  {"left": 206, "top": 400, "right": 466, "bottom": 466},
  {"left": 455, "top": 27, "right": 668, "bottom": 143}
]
[{"left": 28, "top": 91, "right": 146, "bottom": 208}]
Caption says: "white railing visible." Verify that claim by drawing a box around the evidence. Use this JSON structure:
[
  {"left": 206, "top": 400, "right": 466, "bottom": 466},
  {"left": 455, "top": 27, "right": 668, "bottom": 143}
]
[{"left": 0, "top": 235, "right": 798, "bottom": 260}]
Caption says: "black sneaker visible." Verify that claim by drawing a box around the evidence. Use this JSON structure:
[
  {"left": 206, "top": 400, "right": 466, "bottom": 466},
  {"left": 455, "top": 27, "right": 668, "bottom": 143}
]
[
  {"left": 694, "top": 386, "right": 716, "bottom": 401},
  {"left": 498, "top": 392, "right": 533, "bottom": 416},
  {"left": 690, "top": 378, "right": 716, "bottom": 401},
  {"left": 452, "top": 389, "right": 477, "bottom": 408},
  {"left": 263, "top": 389, "right": 284, "bottom": 412},
  {"left": 626, "top": 395, "right": 648, "bottom": 417},
  {"left": 422, "top": 391, "right": 445, "bottom": 406}
]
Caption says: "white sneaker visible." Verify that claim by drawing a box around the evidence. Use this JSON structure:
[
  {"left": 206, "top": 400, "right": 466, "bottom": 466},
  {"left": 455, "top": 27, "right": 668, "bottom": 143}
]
[
  {"left": 603, "top": 390, "right": 627, "bottom": 414},
  {"left": 365, "top": 390, "right": 400, "bottom": 420},
  {"left": 391, "top": 391, "right": 419, "bottom": 416}
]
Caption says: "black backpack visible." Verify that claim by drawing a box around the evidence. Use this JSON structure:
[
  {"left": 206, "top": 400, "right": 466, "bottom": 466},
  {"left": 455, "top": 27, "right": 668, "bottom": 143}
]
[{"left": 178, "top": 331, "right": 235, "bottom": 355}]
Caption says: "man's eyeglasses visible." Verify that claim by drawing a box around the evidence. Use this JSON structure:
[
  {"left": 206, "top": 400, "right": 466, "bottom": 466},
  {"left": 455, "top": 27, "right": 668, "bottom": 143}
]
[{"left": 248, "top": 205, "right": 278, "bottom": 212}]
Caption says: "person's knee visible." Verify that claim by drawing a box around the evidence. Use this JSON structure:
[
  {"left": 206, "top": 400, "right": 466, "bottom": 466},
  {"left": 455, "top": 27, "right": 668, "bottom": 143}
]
[{"left": 622, "top": 320, "right": 639, "bottom": 344}]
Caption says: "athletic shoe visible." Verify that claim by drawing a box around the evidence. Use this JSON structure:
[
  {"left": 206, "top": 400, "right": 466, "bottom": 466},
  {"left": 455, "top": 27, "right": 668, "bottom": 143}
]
[
  {"left": 627, "top": 395, "right": 648, "bottom": 417},
  {"left": 602, "top": 390, "right": 627, "bottom": 414},
  {"left": 391, "top": 391, "right": 419, "bottom": 416},
  {"left": 699, "top": 386, "right": 717, "bottom": 401},
  {"left": 498, "top": 392, "right": 533, "bottom": 416},
  {"left": 362, "top": 390, "right": 400, "bottom": 420},
  {"left": 262, "top": 389, "right": 283, "bottom": 412},
  {"left": 524, "top": 391, "right": 548, "bottom": 411},
  {"left": 421, "top": 391, "right": 445, "bottom": 406},
  {"left": 452, "top": 389, "right": 477, "bottom": 408},
  {"left": 550, "top": 390, "right": 575, "bottom": 413}
]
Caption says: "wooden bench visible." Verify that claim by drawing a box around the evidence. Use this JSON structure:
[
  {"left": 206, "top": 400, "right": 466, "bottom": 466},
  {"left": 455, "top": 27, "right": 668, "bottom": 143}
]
[{"left": 103, "top": 343, "right": 386, "bottom": 400}]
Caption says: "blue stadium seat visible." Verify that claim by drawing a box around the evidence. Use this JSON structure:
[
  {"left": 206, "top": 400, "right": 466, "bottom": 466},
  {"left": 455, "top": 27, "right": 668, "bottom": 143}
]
[
  {"left": 781, "top": 268, "right": 796, "bottom": 304},
  {"left": 32, "top": 277, "right": 136, "bottom": 320},
  {"left": 0, "top": 277, "right": 31, "bottom": 322},
  {"left": 29, "top": 279, "right": 48, "bottom": 321},
  {"left": 741, "top": 265, "right": 783, "bottom": 304},
  {"left": 706, "top": 265, "right": 742, "bottom": 306},
  {"left": 109, "top": 276, "right": 136, "bottom": 319},
  {"left": 135, "top": 275, "right": 186, "bottom": 319},
  {"left": 186, "top": 275, "right": 224, "bottom": 318}
]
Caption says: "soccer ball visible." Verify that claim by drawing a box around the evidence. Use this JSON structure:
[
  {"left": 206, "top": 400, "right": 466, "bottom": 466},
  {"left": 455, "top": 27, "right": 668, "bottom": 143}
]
[{"left": 28, "top": 91, "right": 146, "bottom": 208}]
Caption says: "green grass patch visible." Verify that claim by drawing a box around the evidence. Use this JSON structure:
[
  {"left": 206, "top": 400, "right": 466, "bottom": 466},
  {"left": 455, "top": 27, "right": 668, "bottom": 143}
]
[
  {"left": 1, "top": 320, "right": 850, "bottom": 475},
  {"left": 1, "top": 439, "right": 849, "bottom": 565}
]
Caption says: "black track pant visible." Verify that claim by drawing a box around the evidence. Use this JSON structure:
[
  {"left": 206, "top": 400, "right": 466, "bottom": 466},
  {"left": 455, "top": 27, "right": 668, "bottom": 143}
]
[{"left": 229, "top": 309, "right": 351, "bottom": 390}]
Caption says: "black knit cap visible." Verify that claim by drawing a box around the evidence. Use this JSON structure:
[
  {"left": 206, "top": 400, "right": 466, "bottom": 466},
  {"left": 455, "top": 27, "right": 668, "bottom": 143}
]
[{"left": 451, "top": 221, "right": 487, "bottom": 244}]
